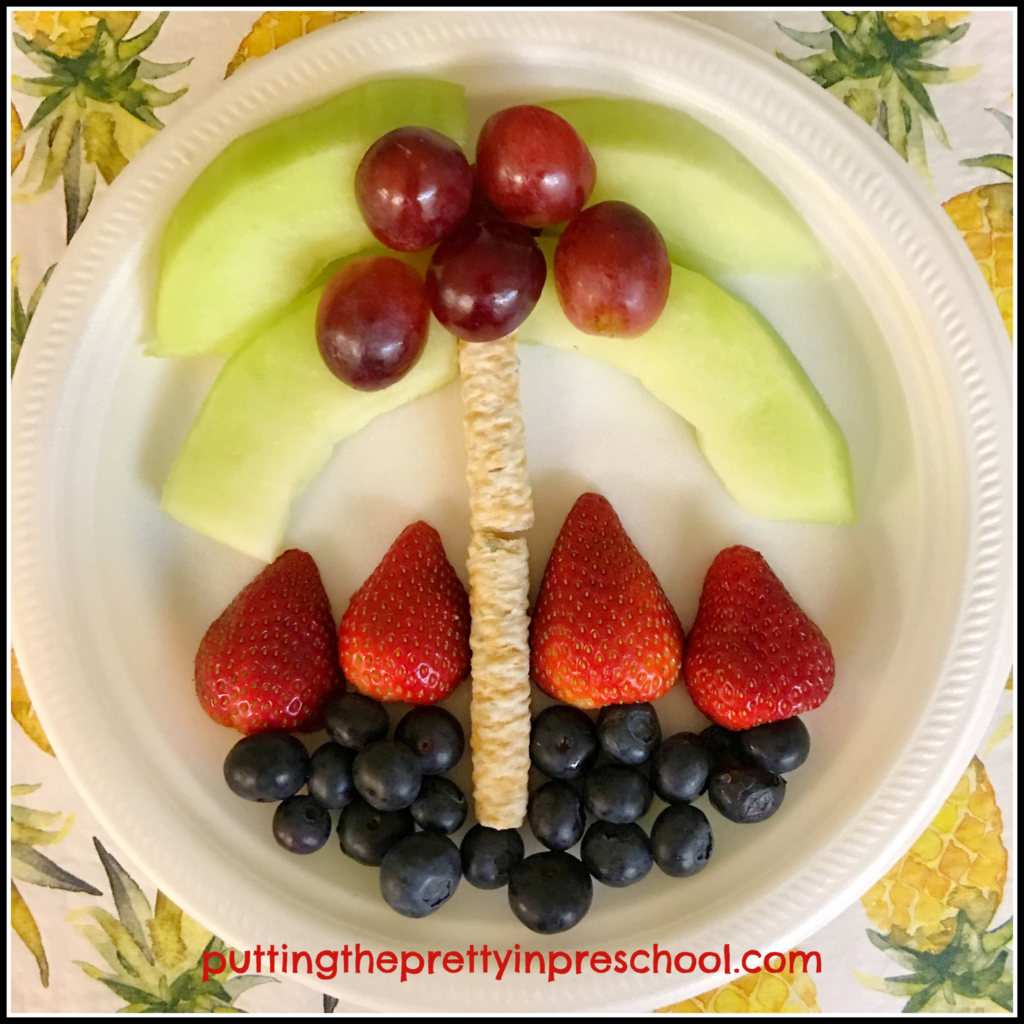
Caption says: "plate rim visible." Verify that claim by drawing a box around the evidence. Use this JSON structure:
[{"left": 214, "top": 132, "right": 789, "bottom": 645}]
[{"left": 10, "top": 10, "right": 1014, "bottom": 1012}]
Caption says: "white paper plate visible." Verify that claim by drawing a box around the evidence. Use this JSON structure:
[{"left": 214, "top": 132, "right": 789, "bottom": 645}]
[{"left": 11, "top": 12, "right": 1014, "bottom": 1012}]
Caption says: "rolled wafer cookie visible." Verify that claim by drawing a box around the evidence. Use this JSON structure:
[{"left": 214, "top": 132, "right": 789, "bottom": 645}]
[
  {"left": 466, "top": 532, "right": 532, "bottom": 829},
  {"left": 459, "top": 337, "right": 534, "bottom": 535},
  {"left": 458, "top": 332, "right": 534, "bottom": 829}
]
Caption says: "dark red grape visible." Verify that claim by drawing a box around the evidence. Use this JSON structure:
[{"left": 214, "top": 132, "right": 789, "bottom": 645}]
[
  {"left": 554, "top": 201, "right": 671, "bottom": 338},
  {"left": 355, "top": 126, "right": 473, "bottom": 251},
  {"left": 426, "top": 220, "right": 546, "bottom": 342},
  {"left": 476, "top": 105, "right": 596, "bottom": 228},
  {"left": 316, "top": 256, "right": 429, "bottom": 390}
]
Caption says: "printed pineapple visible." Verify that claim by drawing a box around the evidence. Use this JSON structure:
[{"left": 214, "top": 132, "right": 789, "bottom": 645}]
[
  {"left": 10, "top": 650, "right": 54, "bottom": 753},
  {"left": 11, "top": 11, "right": 191, "bottom": 240},
  {"left": 944, "top": 111, "right": 1013, "bottom": 338},
  {"left": 11, "top": 784, "right": 102, "bottom": 987},
  {"left": 777, "top": 11, "right": 976, "bottom": 180},
  {"left": 657, "top": 962, "right": 821, "bottom": 1013},
  {"left": 858, "top": 756, "right": 1013, "bottom": 1012},
  {"left": 226, "top": 10, "right": 361, "bottom": 77},
  {"left": 71, "top": 838, "right": 272, "bottom": 1011},
  {"left": 862, "top": 757, "right": 1007, "bottom": 952}
]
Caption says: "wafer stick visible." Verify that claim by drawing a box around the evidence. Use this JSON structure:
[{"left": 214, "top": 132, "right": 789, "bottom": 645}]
[{"left": 458, "top": 335, "right": 533, "bottom": 829}]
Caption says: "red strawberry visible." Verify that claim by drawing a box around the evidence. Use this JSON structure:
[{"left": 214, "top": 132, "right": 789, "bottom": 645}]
[
  {"left": 339, "top": 521, "right": 470, "bottom": 704},
  {"left": 195, "top": 549, "right": 341, "bottom": 735},
  {"left": 684, "top": 545, "right": 835, "bottom": 729},
  {"left": 531, "top": 492, "right": 684, "bottom": 708}
]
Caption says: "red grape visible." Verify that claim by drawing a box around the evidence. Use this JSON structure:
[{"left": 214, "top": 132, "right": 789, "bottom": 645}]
[
  {"left": 316, "top": 256, "right": 429, "bottom": 390},
  {"left": 426, "top": 220, "right": 546, "bottom": 342},
  {"left": 355, "top": 126, "right": 473, "bottom": 251},
  {"left": 476, "top": 105, "right": 596, "bottom": 228},
  {"left": 554, "top": 201, "right": 671, "bottom": 338}
]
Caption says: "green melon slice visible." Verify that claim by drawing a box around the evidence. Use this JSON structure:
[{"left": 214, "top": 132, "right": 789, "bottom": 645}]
[
  {"left": 520, "top": 241, "right": 855, "bottom": 523},
  {"left": 160, "top": 259, "right": 459, "bottom": 561},
  {"left": 152, "top": 78, "right": 467, "bottom": 358},
  {"left": 542, "top": 97, "right": 827, "bottom": 277}
]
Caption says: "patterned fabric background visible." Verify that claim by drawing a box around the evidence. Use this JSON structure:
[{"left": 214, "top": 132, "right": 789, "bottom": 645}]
[{"left": 10, "top": 10, "right": 1014, "bottom": 1013}]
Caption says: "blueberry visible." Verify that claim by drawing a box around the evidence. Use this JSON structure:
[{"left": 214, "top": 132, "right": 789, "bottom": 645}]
[
  {"left": 223, "top": 731, "right": 308, "bottom": 802},
  {"left": 708, "top": 766, "right": 786, "bottom": 823},
  {"left": 508, "top": 851, "right": 593, "bottom": 934},
  {"left": 736, "top": 717, "right": 810, "bottom": 774},
  {"left": 700, "top": 724, "right": 744, "bottom": 771},
  {"left": 530, "top": 705, "right": 598, "bottom": 781},
  {"left": 411, "top": 776, "right": 467, "bottom": 834},
  {"left": 650, "top": 804, "right": 714, "bottom": 877},
  {"left": 582, "top": 764, "right": 653, "bottom": 824},
  {"left": 307, "top": 742, "right": 356, "bottom": 809},
  {"left": 651, "top": 732, "right": 711, "bottom": 804},
  {"left": 338, "top": 798, "right": 414, "bottom": 866},
  {"left": 352, "top": 739, "right": 422, "bottom": 811},
  {"left": 460, "top": 825, "right": 525, "bottom": 889},
  {"left": 324, "top": 691, "right": 389, "bottom": 750},
  {"left": 379, "top": 832, "right": 461, "bottom": 918},
  {"left": 395, "top": 705, "right": 465, "bottom": 775},
  {"left": 528, "top": 780, "right": 586, "bottom": 851},
  {"left": 272, "top": 795, "right": 332, "bottom": 854},
  {"left": 581, "top": 821, "right": 653, "bottom": 888},
  {"left": 596, "top": 703, "right": 661, "bottom": 766}
]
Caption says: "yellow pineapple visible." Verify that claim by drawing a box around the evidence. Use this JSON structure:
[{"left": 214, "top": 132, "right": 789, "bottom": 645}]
[
  {"left": 861, "top": 757, "right": 1007, "bottom": 954},
  {"left": 883, "top": 11, "right": 969, "bottom": 41},
  {"left": 226, "top": 11, "right": 362, "bottom": 77},
  {"left": 658, "top": 963, "right": 821, "bottom": 1013}
]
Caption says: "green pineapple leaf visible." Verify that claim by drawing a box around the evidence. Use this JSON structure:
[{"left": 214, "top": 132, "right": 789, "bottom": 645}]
[
  {"left": 93, "top": 838, "right": 155, "bottom": 965},
  {"left": 861, "top": 911, "right": 1014, "bottom": 1013}
]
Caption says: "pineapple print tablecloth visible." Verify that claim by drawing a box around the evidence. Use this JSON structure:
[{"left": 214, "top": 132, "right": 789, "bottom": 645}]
[{"left": 10, "top": 11, "right": 1014, "bottom": 1014}]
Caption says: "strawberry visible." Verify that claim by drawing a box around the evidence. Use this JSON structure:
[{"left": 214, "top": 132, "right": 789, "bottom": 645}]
[
  {"left": 195, "top": 549, "right": 341, "bottom": 735},
  {"left": 339, "top": 521, "right": 470, "bottom": 704},
  {"left": 684, "top": 545, "right": 835, "bottom": 730},
  {"left": 530, "top": 492, "right": 684, "bottom": 708}
]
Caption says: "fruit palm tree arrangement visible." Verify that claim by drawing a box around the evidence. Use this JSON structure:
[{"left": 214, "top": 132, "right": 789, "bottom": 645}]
[
  {"left": 777, "top": 10, "right": 976, "bottom": 181},
  {"left": 11, "top": 11, "right": 190, "bottom": 240}
]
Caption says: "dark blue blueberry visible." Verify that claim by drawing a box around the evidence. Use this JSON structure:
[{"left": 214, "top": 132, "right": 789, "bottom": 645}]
[
  {"left": 581, "top": 821, "right": 653, "bottom": 887},
  {"left": 307, "top": 742, "right": 356, "bottom": 809},
  {"left": 530, "top": 705, "right": 598, "bottom": 780},
  {"left": 582, "top": 764, "right": 653, "bottom": 824},
  {"left": 460, "top": 825, "right": 525, "bottom": 889},
  {"left": 410, "top": 776, "right": 467, "bottom": 834},
  {"left": 528, "top": 779, "right": 586, "bottom": 851},
  {"left": 596, "top": 703, "right": 661, "bottom": 766},
  {"left": 736, "top": 717, "right": 810, "bottom": 774},
  {"left": 338, "top": 798, "right": 414, "bottom": 866},
  {"left": 650, "top": 804, "right": 714, "bottom": 877},
  {"left": 508, "top": 851, "right": 593, "bottom": 934},
  {"left": 223, "top": 731, "right": 308, "bottom": 802},
  {"left": 379, "top": 832, "right": 461, "bottom": 918},
  {"left": 708, "top": 766, "right": 786, "bottom": 823},
  {"left": 394, "top": 705, "right": 465, "bottom": 775},
  {"left": 324, "top": 691, "right": 389, "bottom": 750},
  {"left": 352, "top": 739, "right": 422, "bottom": 811},
  {"left": 272, "top": 795, "right": 332, "bottom": 854},
  {"left": 651, "top": 732, "right": 711, "bottom": 804}
]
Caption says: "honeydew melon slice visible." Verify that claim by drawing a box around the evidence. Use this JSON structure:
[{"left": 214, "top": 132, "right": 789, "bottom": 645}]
[
  {"left": 519, "top": 241, "right": 855, "bottom": 523},
  {"left": 152, "top": 78, "right": 467, "bottom": 358},
  {"left": 542, "top": 97, "right": 827, "bottom": 277},
  {"left": 160, "top": 253, "right": 459, "bottom": 561}
]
